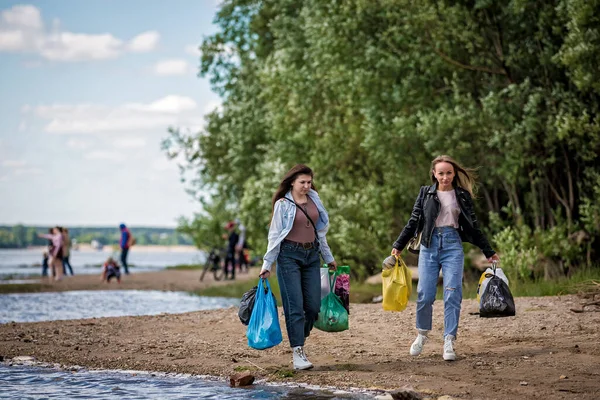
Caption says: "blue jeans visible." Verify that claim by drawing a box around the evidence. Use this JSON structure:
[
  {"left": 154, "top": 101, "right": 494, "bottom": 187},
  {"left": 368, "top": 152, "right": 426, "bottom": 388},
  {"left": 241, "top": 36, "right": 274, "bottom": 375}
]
[
  {"left": 276, "top": 241, "right": 321, "bottom": 348},
  {"left": 62, "top": 256, "right": 74, "bottom": 275},
  {"left": 416, "top": 226, "right": 464, "bottom": 338},
  {"left": 121, "top": 248, "right": 129, "bottom": 274}
]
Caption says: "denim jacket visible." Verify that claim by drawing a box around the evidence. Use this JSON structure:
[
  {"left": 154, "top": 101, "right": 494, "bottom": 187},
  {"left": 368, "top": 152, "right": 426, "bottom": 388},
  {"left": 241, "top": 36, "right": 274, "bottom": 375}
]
[{"left": 262, "top": 189, "right": 335, "bottom": 271}]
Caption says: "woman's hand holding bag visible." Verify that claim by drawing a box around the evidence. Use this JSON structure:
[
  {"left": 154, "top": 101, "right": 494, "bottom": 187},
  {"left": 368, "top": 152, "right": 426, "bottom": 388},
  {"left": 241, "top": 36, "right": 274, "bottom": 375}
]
[
  {"left": 246, "top": 278, "right": 283, "bottom": 350},
  {"left": 382, "top": 255, "right": 412, "bottom": 312},
  {"left": 314, "top": 271, "right": 349, "bottom": 332}
]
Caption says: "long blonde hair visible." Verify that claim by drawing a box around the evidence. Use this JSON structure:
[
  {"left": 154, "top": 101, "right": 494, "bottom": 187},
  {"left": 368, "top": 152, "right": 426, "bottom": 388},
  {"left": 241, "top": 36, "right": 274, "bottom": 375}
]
[{"left": 430, "top": 155, "right": 478, "bottom": 197}]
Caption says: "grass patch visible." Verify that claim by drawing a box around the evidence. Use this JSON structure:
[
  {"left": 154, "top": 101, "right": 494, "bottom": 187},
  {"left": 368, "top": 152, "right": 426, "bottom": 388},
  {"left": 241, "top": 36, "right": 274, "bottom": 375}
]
[
  {"left": 233, "top": 365, "right": 257, "bottom": 372},
  {"left": 194, "top": 277, "right": 283, "bottom": 305},
  {"left": 272, "top": 368, "right": 294, "bottom": 378},
  {"left": 507, "top": 269, "right": 600, "bottom": 297},
  {"left": 194, "top": 267, "right": 600, "bottom": 303},
  {"left": 166, "top": 264, "right": 203, "bottom": 270},
  {"left": 443, "top": 267, "right": 600, "bottom": 300},
  {"left": 195, "top": 276, "right": 400, "bottom": 304}
]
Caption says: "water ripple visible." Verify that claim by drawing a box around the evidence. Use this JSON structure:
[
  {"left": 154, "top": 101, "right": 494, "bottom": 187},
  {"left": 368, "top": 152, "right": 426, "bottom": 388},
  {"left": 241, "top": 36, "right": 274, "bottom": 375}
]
[
  {"left": 0, "top": 290, "right": 239, "bottom": 323},
  {"left": 0, "top": 364, "right": 371, "bottom": 399}
]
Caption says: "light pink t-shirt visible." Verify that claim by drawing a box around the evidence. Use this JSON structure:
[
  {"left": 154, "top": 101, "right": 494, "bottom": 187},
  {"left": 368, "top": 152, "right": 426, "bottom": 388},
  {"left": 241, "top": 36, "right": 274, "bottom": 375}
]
[{"left": 435, "top": 190, "right": 460, "bottom": 228}]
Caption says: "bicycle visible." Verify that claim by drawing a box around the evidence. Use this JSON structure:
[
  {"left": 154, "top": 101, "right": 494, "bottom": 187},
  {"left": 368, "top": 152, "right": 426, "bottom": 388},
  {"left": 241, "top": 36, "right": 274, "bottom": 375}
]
[{"left": 200, "top": 248, "right": 226, "bottom": 282}]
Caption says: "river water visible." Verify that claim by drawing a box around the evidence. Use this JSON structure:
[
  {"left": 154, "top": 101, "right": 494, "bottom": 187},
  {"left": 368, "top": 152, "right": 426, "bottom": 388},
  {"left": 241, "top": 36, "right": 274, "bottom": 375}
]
[
  {"left": 0, "top": 363, "right": 372, "bottom": 399},
  {"left": 0, "top": 250, "right": 379, "bottom": 399},
  {"left": 0, "top": 290, "right": 239, "bottom": 324},
  {"left": 0, "top": 248, "right": 206, "bottom": 279}
]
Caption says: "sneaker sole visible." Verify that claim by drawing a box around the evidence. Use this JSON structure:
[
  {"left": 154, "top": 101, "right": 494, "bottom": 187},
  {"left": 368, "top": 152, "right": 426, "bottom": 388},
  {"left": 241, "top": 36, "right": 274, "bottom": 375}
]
[
  {"left": 409, "top": 347, "right": 422, "bottom": 356},
  {"left": 293, "top": 364, "right": 314, "bottom": 370},
  {"left": 443, "top": 354, "right": 456, "bottom": 361}
]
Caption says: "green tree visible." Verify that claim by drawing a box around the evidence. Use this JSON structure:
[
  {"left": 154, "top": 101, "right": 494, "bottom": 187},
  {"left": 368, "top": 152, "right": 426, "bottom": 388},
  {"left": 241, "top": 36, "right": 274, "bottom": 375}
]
[{"left": 165, "top": 0, "right": 600, "bottom": 279}]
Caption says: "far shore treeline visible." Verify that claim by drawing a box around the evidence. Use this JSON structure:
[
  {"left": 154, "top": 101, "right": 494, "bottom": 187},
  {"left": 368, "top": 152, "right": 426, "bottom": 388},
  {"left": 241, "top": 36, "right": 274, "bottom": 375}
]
[{"left": 0, "top": 225, "right": 193, "bottom": 249}]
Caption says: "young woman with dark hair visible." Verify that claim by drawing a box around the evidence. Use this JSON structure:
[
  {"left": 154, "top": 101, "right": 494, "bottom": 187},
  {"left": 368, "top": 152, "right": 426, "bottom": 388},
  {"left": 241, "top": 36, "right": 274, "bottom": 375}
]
[{"left": 260, "top": 164, "right": 337, "bottom": 370}]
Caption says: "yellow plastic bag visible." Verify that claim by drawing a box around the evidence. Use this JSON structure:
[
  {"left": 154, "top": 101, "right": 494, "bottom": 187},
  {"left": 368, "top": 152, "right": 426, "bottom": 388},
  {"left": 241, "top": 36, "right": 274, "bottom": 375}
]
[{"left": 382, "top": 255, "right": 412, "bottom": 312}]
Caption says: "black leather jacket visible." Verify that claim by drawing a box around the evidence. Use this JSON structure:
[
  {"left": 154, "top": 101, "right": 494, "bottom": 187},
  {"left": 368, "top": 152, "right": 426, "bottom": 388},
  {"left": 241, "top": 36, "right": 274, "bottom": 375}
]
[{"left": 392, "top": 183, "right": 496, "bottom": 258}]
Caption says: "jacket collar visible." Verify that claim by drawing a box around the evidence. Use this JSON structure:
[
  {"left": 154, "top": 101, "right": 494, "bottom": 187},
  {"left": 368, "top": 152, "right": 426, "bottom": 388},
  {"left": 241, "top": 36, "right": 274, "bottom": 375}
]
[{"left": 428, "top": 182, "right": 467, "bottom": 195}]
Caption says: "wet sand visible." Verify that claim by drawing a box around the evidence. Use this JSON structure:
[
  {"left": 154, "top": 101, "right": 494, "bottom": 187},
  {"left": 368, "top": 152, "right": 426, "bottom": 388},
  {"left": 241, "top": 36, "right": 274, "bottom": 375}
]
[{"left": 1, "top": 294, "right": 599, "bottom": 399}]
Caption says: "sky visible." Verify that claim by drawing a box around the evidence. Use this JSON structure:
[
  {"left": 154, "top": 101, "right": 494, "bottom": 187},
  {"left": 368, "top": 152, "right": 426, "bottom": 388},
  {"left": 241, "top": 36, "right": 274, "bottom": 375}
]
[{"left": 0, "top": 0, "right": 223, "bottom": 227}]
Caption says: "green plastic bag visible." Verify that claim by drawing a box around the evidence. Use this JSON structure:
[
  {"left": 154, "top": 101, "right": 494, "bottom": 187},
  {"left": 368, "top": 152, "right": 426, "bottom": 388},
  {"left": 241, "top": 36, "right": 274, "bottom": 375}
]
[{"left": 314, "top": 271, "right": 349, "bottom": 332}]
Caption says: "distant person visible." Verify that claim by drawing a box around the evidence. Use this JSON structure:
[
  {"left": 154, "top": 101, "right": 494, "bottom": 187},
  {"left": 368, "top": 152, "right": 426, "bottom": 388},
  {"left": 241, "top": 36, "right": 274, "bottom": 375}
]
[
  {"left": 61, "top": 227, "right": 74, "bottom": 276},
  {"left": 101, "top": 257, "right": 121, "bottom": 283},
  {"left": 234, "top": 220, "right": 249, "bottom": 273},
  {"left": 41, "top": 251, "right": 49, "bottom": 277},
  {"left": 119, "top": 223, "right": 135, "bottom": 274},
  {"left": 44, "top": 228, "right": 55, "bottom": 278},
  {"left": 224, "top": 221, "right": 239, "bottom": 280},
  {"left": 37, "top": 227, "right": 64, "bottom": 281}
]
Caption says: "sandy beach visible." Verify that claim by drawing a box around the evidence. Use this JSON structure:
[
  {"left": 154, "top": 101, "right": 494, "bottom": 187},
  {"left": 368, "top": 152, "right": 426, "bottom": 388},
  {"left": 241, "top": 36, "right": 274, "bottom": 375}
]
[
  {"left": 1, "top": 273, "right": 599, "bottom": 400},
  {"left": 3, "top": 268, "right": 256, "bottom": 293}
]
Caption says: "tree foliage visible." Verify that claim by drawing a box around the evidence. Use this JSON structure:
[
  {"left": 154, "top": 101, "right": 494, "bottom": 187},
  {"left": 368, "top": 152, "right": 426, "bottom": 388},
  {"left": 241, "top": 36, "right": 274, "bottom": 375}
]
[{"left": 164, "top": 0, "right": 600, "bottom": 279}]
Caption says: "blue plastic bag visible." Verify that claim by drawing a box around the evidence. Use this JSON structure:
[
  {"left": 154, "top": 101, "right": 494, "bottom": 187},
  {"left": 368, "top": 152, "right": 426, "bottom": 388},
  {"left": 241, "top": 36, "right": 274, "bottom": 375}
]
[{"left": 246, "top": 278, "right": 282, "bottom": 350}]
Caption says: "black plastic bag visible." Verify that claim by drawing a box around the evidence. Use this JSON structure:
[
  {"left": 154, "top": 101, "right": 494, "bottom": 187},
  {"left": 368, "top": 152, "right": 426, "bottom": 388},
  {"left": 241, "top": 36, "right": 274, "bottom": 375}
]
[
  {"left": 238, "top": 284, "right": 277, "bottom": 325},
  {"left": 238, "top": 286, "right": 257, "bottom": 326},
  {"left": 480, "top": 275, "right": 516, "bottom": 318}
]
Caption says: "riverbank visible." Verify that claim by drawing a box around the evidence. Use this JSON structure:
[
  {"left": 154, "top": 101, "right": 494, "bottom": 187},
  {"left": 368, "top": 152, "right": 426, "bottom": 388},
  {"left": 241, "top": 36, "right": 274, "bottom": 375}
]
[
  {"left": 25, "top": 244, "right": 200, "bottom": 253},
  {"left": 1, "top": 295, "right": 599, "bottom": 399},
  {"left": 0, "top": 268, "right": 260, "bottom": 294}
]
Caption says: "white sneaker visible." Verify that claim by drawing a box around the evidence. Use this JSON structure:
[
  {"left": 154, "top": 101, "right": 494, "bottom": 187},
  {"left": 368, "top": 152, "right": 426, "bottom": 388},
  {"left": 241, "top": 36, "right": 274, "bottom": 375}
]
[
  {"left": 409, "top": 332, "right": 429, "bottom": 356},
  {"left": 443, "top": 335, "right": 456, "bottom": 361},
  {"left": 292, "top": 346, "right": 313, "bottom": 370}
]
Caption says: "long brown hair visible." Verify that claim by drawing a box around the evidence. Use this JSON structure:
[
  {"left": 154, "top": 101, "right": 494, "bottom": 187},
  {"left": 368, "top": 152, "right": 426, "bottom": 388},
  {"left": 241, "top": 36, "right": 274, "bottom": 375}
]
[
  {"left": 272, "top": 164, "right": 317, "bottom": 210},
  {"left": 430, "top": 155, "right": 478, "bottom": 197}
]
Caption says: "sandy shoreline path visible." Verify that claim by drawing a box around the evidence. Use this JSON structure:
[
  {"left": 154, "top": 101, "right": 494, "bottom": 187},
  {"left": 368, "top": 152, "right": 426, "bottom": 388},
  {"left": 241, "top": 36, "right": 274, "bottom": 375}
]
[
  {"left": 2, "top": 268, "right": 260, "bottom": 293},
  {"left": 1, "top": 295, "right": 599, "bottom": 399}
]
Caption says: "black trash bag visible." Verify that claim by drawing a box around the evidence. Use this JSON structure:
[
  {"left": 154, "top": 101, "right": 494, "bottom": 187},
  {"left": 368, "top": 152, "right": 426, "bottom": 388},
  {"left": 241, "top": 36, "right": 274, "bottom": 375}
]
[
  {"left": 238, "top": 286, "right": 258, "bottom": 326},
  {"left": 479, "top": 275, "right": 516, "bottom": 318},
  {"left": 238, "top": 284, "right": 278, "bottom": 325}
]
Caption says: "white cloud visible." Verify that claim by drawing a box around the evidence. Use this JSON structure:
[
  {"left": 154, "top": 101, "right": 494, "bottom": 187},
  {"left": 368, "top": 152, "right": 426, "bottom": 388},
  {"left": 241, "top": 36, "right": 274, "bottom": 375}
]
[
  {"left": 1, "top": 159, "right": 43, "bottom": 176},
  {"left": 2, "top": 160, "right": 26, "bottom": 167},
  {"left": 128, "top": 31, "right": 160, "bottom": 52},
  {"left": 2, "top": 5, "right": 42, "bottom": 29},
  {"left": 113, "top": 137, "right": 146, "bottom": 149},
  {"left": 40, "top": 32, "right": 123, "bottom": 61},
  {"left": 18, "top": 121, "right": 27, "bottom": 131},
  {"left": 84, "top": 151, "right": 123, "bottom": 160},
  {"left": 153, "top": 157, "right": 176, "bottom": 172},
  {"left": 33, "top": 95, "right": 200, "bottom": 134},
  {"left": 0, "top": 5, "right": 160, "bottom": 61},
  {"left": 184, "top": 44, "right": 201, "bottom": 57},
  {"left": 153, "top": 59, "right": 191, "bottom": 76},
  {"left": 66, "top": 138, "right": 90, "bottom": 149},
  {"left": 125, "top": 95, "right": 197, "bottom": 113},
  {"left": 14, "top": 167, "right": 43, "bottom": 175},
  {"left": 203, "top": 100, "right": 222, "bottom": 115}
]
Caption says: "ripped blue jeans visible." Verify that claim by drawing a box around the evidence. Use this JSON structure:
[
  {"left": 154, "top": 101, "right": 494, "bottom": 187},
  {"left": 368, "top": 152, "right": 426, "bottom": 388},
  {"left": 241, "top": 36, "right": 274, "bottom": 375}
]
[{"left": 416, "top": 226, "right": 464, "bottom": 338}]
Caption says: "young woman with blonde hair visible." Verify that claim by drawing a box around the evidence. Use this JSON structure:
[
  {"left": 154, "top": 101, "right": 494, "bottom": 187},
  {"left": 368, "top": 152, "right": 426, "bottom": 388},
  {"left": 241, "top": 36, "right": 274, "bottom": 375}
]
[{"left": 392, "top": 155, "right": 500, "bottom": 361}]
